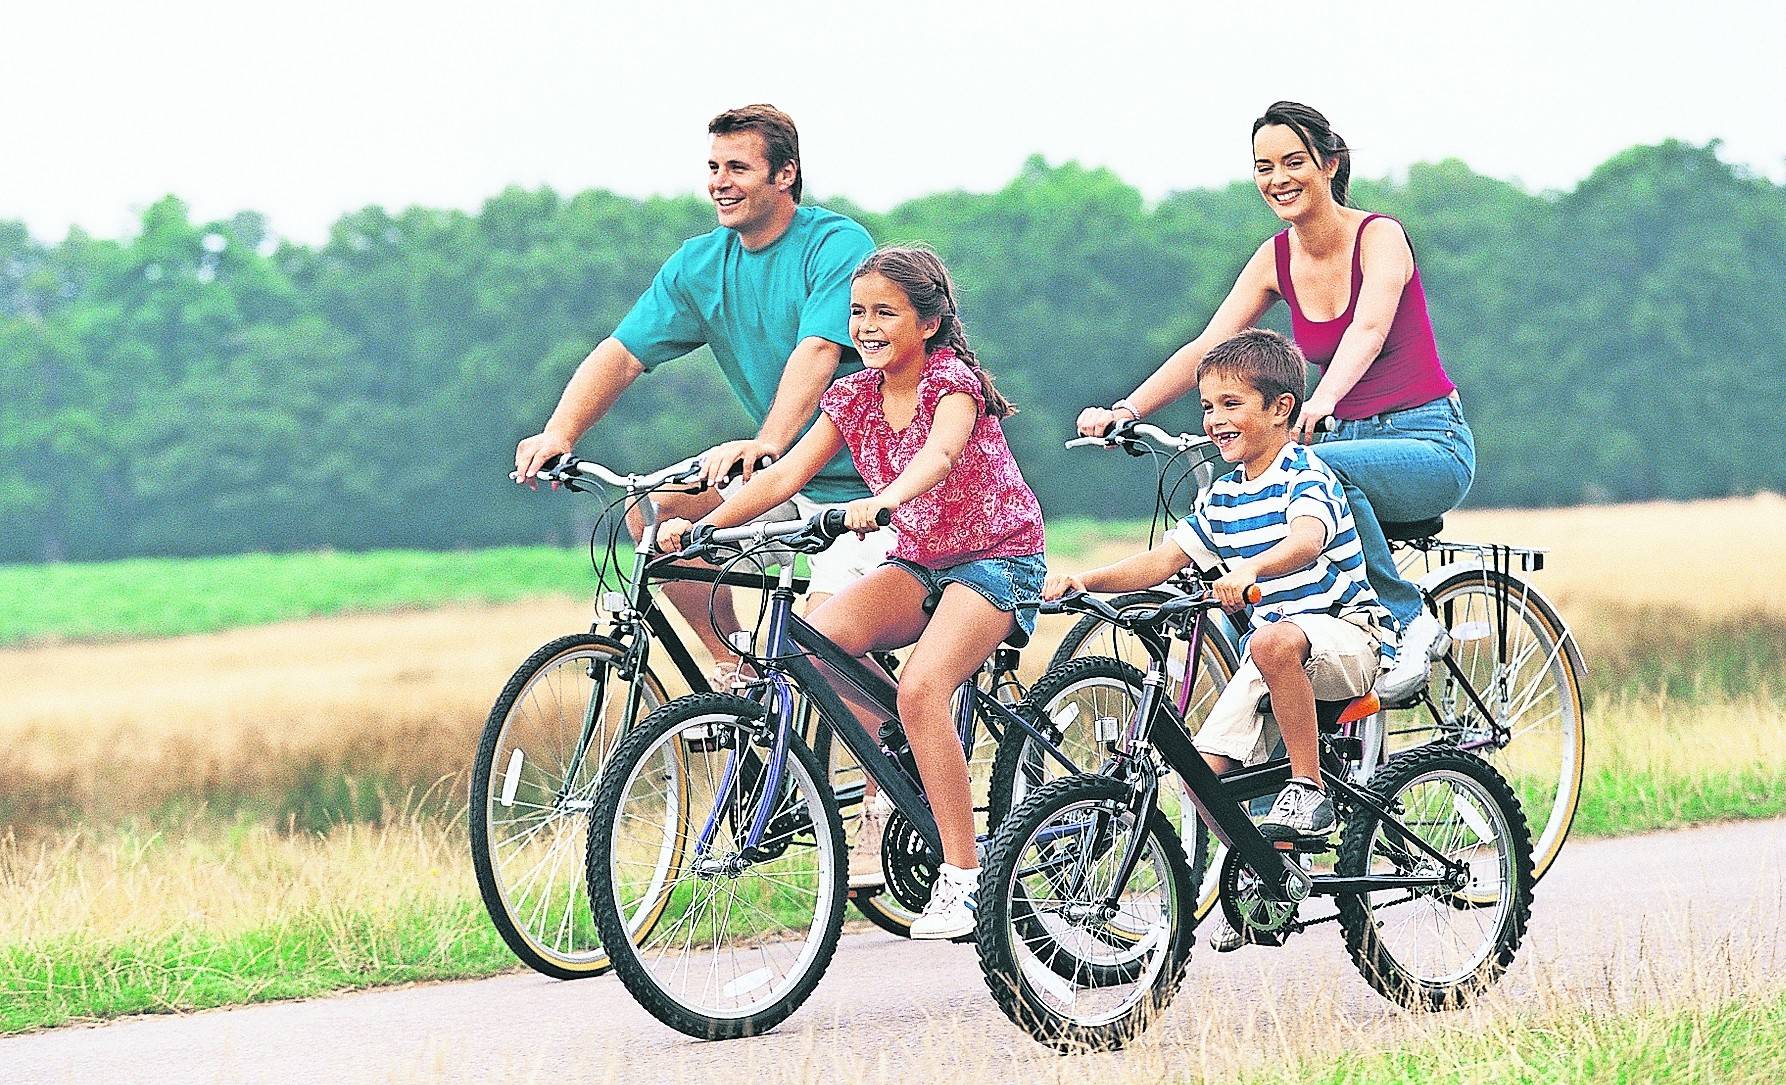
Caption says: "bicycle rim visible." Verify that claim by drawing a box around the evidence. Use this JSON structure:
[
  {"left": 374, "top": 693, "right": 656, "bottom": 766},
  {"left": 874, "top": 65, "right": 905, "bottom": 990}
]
[{"left": 473, "top": 637, "right": 670, "bottom": 976}]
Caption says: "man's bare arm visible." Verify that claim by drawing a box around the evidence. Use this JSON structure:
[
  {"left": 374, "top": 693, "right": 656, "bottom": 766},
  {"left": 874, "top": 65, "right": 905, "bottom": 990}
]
[
  {"left": 701, "top": 336, "right": 845, "bottom": 487},
  {"left": 514, "top": 338, "right": 646, "bottom": 482}
]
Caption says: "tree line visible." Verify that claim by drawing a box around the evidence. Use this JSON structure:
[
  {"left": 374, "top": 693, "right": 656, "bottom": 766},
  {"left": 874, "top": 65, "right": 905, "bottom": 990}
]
[{"left": 3, "top": 140, "right": 1782, "bottom": 563}]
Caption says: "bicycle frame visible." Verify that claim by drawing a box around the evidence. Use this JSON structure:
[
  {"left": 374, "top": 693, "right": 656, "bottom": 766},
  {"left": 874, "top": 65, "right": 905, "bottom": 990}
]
[
  {"left": 1067, "top": 598, "right": 1470, "bottom": 904},
  {"left": 696, "top": 566, "right": 1074, "bottom": 860}
]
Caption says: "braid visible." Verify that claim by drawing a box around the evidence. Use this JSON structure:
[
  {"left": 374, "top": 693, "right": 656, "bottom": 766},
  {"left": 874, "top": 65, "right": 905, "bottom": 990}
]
[{"left": 853, "top": 244, "right": 1016, "bottom": 417}]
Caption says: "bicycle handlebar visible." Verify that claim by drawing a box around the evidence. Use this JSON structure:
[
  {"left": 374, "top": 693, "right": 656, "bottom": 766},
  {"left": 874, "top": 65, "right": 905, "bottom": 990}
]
[
  {"left": 1039, "top": 583, "right": 1261, "bottom": 623},
  {"left": 523, "top": 452, "right": 774, "bottom": 493},
  {"left": 668, "top": 506, "right": 892, "bottom": 563},
  {"left": 1064, "top": 420, "right": 1213, "bottom": 455}
]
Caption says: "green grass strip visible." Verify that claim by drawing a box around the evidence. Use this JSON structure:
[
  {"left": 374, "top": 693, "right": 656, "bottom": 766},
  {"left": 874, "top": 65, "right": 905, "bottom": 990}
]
[
  {"left": 1570, "top": 766, "right": 1786, "bottom": 838},
  {"left": 1245, "top": 987, "right": 1786, "bottom": 1085},
  {"left": 0, "top": 899, "right": 520, "bottom": 1034},
  {"left": 0, "top": 547, "right": 605, "bottom": 645}
]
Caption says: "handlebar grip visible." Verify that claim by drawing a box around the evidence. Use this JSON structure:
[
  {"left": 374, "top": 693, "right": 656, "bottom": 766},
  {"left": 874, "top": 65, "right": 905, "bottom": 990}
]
[
  {"left": 1245, "top": 584, "right": 1262, "bottom": 604},
  {"left": 817, "top": 507, "right": 892, "bottom": 539},
  {"left": 717, "top": 454, "right": 777, "bottom": 486}
]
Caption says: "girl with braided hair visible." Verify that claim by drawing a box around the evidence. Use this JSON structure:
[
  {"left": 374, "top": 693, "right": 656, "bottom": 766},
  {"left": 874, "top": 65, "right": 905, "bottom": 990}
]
[{"left": 659, "top": 245, "right": 1045, "bottom": 939}]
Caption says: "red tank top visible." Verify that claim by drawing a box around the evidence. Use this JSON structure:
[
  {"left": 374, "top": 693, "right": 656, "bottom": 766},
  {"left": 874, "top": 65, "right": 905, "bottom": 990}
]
[{"left": 1274, "top": 213, "right": 1455, "bottom": 419}]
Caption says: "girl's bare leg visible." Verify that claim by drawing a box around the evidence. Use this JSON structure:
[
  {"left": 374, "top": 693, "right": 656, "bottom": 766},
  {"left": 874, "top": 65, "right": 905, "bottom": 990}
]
[
  {"left": 898, "top": 584, "right": 1018, "bottom": 869},
  {"left": 806, "top": 566, "right": 931, "bottom": 799}
]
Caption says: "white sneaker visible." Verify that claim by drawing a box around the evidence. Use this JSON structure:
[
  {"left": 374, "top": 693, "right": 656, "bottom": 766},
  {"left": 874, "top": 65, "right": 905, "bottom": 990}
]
[
  {"left": 848, "top": 793, "right": 892, "bottom": 889},
  {"left": 1375, "top": 612, "right": 1450, "bottom": 704},
  {"left": 1205, "top": 910, "right": 1245, "bottom": 952},
  {"left": 909, "top": 863, "right": 978, "bottom": 940}
]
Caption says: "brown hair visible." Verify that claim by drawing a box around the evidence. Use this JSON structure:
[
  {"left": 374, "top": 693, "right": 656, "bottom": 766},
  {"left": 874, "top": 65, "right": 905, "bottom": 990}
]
[
  {"left": 708, "top": 104, "right": 803, "bottom": 202},
  {"left": 1252, "top": 101, "right": 1352, "bottom": 207},
  {"left": 852, "top": 246, "right": 1014, "bottom": 417},
  {"left": 1197, "top": 328, "right": 1307, "bottom": 421}
]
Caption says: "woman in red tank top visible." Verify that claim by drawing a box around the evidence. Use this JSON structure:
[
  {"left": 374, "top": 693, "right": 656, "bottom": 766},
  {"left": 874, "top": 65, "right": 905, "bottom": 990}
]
[{"left": 1077, "top": 101, "right": 1475, "bottom": 709}]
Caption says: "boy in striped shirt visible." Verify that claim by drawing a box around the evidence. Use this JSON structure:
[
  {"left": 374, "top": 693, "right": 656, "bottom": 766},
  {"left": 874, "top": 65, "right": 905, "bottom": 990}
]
[{"left": 1043, "top": 328, "right": 1396, "bottom": 847}]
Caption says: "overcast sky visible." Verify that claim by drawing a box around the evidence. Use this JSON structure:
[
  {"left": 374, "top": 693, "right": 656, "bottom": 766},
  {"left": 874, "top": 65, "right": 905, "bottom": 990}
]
[{"left": 5, "top": 0, "right": 1782, "bottom": 244}]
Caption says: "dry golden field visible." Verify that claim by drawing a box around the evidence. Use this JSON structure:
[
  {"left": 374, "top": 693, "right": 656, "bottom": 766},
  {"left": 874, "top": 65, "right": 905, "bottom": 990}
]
[{"left": 2, "top": 495, "right": 1783, "bottom": 833}]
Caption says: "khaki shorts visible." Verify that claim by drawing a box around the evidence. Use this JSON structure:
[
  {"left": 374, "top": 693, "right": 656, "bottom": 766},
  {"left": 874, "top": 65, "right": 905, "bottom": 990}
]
[{"left": 1193, "top": 613, "right": 1384, "bottom": 765}]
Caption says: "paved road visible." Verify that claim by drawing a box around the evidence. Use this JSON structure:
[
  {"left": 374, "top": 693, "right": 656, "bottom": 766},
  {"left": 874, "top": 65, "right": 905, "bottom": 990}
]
[{"left": 6, "top": 818, "right": 1782, "bottom": 1085}]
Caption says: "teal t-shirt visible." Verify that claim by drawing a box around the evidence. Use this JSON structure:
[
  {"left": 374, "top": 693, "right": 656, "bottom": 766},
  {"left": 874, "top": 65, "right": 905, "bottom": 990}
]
[{"left": 613, "top": 204, "right": 876, "bottom": 503}]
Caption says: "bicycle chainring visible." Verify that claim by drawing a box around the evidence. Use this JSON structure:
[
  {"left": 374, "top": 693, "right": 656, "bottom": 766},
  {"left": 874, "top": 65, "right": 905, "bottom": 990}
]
[
  {"left": 1219, "top": 849, "right": 1298, "bottom": 947},
  {"left": 882, "top": 810, "right": 941, "bottom": 913}
]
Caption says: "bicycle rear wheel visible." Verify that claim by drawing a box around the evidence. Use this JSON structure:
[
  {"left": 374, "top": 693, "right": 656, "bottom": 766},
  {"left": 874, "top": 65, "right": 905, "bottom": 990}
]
[
  {"left": 1335, "top": 745, "right": 1533, "bottom": 1010},
  {"left": 976, "top": 774, "right": 1193, "bottom": 1052},
  {"left": 588, "top": 693, "right": 846, "bottom": 1040},
  {"left": 1386, "top": 568, "right": 1584, "bottom": 883},
  {"left": 470, "top": 633, "right": 669, "bottom": 979}
]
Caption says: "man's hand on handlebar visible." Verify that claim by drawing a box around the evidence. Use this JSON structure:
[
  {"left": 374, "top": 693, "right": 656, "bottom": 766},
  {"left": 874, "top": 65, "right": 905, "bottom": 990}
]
[
  {"left": 701, "top": 439, "right": 780, "bottom": 490},
  {"left": 1042, "top": 572, "right": 1088, "bottom": 601},
  {"left": 514, "top": 431, "right": 574, "bottom": 488}
]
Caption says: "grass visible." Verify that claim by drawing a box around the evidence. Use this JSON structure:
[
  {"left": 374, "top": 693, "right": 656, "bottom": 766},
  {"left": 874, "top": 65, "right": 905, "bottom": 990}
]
[
  {"left": 3, "top": 495, "right": 1783, "bottom": 1034},
  {"left": 1246, "top": 986, "right": 1786, "bottom": 1085},
  {"left": 0, "top": 546, "right": 604, "bottom": 646},
  {"left": 0, "top": 813, "right": 519, "bottom": 1034}
]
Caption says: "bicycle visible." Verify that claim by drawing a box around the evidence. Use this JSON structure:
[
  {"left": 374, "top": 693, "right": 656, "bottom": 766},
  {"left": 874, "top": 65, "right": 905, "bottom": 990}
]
[
  {"left": 471, "top": 453, "right": 1021, "bottom": 977},
  {"left": 582, "top": 508, "right": 1077, "bottom": 1039},
  {"left": 976, "top": 590, "right": 1534, "bottom": 1051},
  {"left": 1030, "top": 420, "right": 1585, "bottom": 900}
]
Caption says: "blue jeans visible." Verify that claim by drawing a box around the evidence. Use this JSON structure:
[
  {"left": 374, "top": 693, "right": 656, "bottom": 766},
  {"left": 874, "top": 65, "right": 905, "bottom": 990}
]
[{"left": 1315, "top": 395, "right": 1476, "bottom": 628}]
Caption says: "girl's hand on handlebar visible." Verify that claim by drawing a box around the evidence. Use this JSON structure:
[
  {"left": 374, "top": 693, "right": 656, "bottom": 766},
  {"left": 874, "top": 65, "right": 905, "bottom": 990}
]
[
  {"left": 658, "top": 518, "right": 696, "bottom": 553},
  {"left": 843, "top": 495, "right": 896, "bottom": 535},
  {"left": 1211, "top": 563, "right": 1260, "bottom": 612},
  {"left": 1042, "top": 572, "right": 1087, "bottom": 601}
]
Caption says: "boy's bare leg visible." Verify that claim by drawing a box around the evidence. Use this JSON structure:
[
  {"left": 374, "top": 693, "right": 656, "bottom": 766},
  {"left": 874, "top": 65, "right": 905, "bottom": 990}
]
[
  {"left": 1201, "top": 751, "right": 1240, "bottom": 775},
  {"left": 1248, "top": 622, "right": 1321, "bottom": 787}
]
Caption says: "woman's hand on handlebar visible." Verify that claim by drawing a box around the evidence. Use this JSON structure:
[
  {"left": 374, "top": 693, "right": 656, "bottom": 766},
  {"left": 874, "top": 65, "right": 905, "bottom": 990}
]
[
  {"left": 1076, "top": 405, "right": 1132, "bottom": 438},
  {"left": 843, "top": 494, "right": 897, "bottom": 535},
  {"left": 1294, "top": 399, "right": 1337, "bottom": 444},
  {"left": 1042, "top": 572, "right": 1087, "bottom": 601},
  {"left": 657, "top": 517, "right": 697, "bottom": 554},
  {"left": 1211, "top": 562, "right": 1260, "bottom": 612}
]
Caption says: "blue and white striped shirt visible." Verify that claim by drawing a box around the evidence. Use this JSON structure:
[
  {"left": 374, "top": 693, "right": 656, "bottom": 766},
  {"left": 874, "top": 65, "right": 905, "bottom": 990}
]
[{"left": 1170, "top": 444, "right": 1397, "bottom": 664}]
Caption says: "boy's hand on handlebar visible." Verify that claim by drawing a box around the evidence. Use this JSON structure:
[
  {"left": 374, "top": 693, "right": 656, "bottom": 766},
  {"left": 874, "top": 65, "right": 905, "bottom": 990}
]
[
  {"left": 514, "top": 431, "right": 573, "bottom": 488},
  {"left": 701, "top": 439, "right": 779, "bottom": 489},
  {"left": 658, "top": 518, "right": 696, "bottom": 554},
  {"left": 1212, "top": 563, "right": 1259, "bottom": 612},
  {"left": 1042, "top": 572, "right": 1087, "bottom": 601},
  {"left": 843, "top": 495, "right": 896, "bottom": 535}
]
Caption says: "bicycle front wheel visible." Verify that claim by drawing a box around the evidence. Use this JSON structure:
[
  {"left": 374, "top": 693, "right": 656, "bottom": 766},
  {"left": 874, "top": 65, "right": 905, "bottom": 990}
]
[
  {"left": 976, "top": 774, "right": 1194, "bottom": 1052},
  {"left": 470, "top": 633, "right": 669, "bottom": 979},
  {"left": 588, "top": 693, "right": 846, "bottom": 1040},
  {"left": 1387, "top": 568, "right": 1585, "bottom": 883}
]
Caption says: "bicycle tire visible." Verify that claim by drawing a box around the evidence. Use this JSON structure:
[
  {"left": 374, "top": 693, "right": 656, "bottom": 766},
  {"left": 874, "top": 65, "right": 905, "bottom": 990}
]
[
  {"left": 587, "top": 693, "right": 846, "bottom": 1040},
  {"left": 1334, "top": 744, "right": 1534, "bottom": 1010},
  {"left": 1389, "top": 568, "right": 1585, "bottom": 884},
  {"left": 975, "top": 774, "right": 1194, "bottom": 1052},
  {"left": 470, "top": 633, "right": 670, "bottom": 979}
]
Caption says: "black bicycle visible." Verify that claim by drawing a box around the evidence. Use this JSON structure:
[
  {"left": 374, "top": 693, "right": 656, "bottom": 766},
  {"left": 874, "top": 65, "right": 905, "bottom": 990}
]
[
  {"left": 471, "top": 453, "right": 1027, "bottom": 978},
  {"left": 582, "top": 509, "right": 1077, "bottom": 1039},
  {"left": 975, "top": 589, "right": 1534, "bottom": 1051}
]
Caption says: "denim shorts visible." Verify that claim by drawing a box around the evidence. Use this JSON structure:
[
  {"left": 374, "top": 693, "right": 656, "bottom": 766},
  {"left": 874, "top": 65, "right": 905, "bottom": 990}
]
[{"left": 885, "top": 553, "right": 1047, "bottom": 646}]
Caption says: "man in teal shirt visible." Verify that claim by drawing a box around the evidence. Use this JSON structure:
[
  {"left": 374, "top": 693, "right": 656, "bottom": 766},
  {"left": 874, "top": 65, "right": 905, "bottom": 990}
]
[{"left": 514, "top": 104, "right": 887, "bottom": 679}]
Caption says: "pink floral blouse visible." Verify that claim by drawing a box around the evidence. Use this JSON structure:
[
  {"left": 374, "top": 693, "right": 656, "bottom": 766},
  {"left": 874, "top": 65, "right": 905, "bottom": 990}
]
[{"left": 819, "top": 349, "right": 1046, "bottom": 568}]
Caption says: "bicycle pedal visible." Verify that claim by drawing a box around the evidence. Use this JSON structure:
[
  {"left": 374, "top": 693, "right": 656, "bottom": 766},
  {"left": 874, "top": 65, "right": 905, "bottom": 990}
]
[{"left": 1272, "top": 836, "right": 1333, "bottom": 854}]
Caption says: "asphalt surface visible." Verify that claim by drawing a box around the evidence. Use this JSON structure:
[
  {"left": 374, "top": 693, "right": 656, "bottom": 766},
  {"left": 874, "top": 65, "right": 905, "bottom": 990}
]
[{"left": 6, "top": 817, "right": 1782, "bottom": 1085}]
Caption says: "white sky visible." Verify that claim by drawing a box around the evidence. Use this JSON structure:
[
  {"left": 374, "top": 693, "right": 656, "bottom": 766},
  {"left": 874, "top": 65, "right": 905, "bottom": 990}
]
[{"left": 4, "top": 0, "right": 1782, "bottom": 244}]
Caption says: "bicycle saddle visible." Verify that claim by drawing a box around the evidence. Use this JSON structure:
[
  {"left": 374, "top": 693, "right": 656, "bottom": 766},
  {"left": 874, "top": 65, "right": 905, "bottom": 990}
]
[{"left": 1381, "top": 516, "right": 1444, "bottom": 542}]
